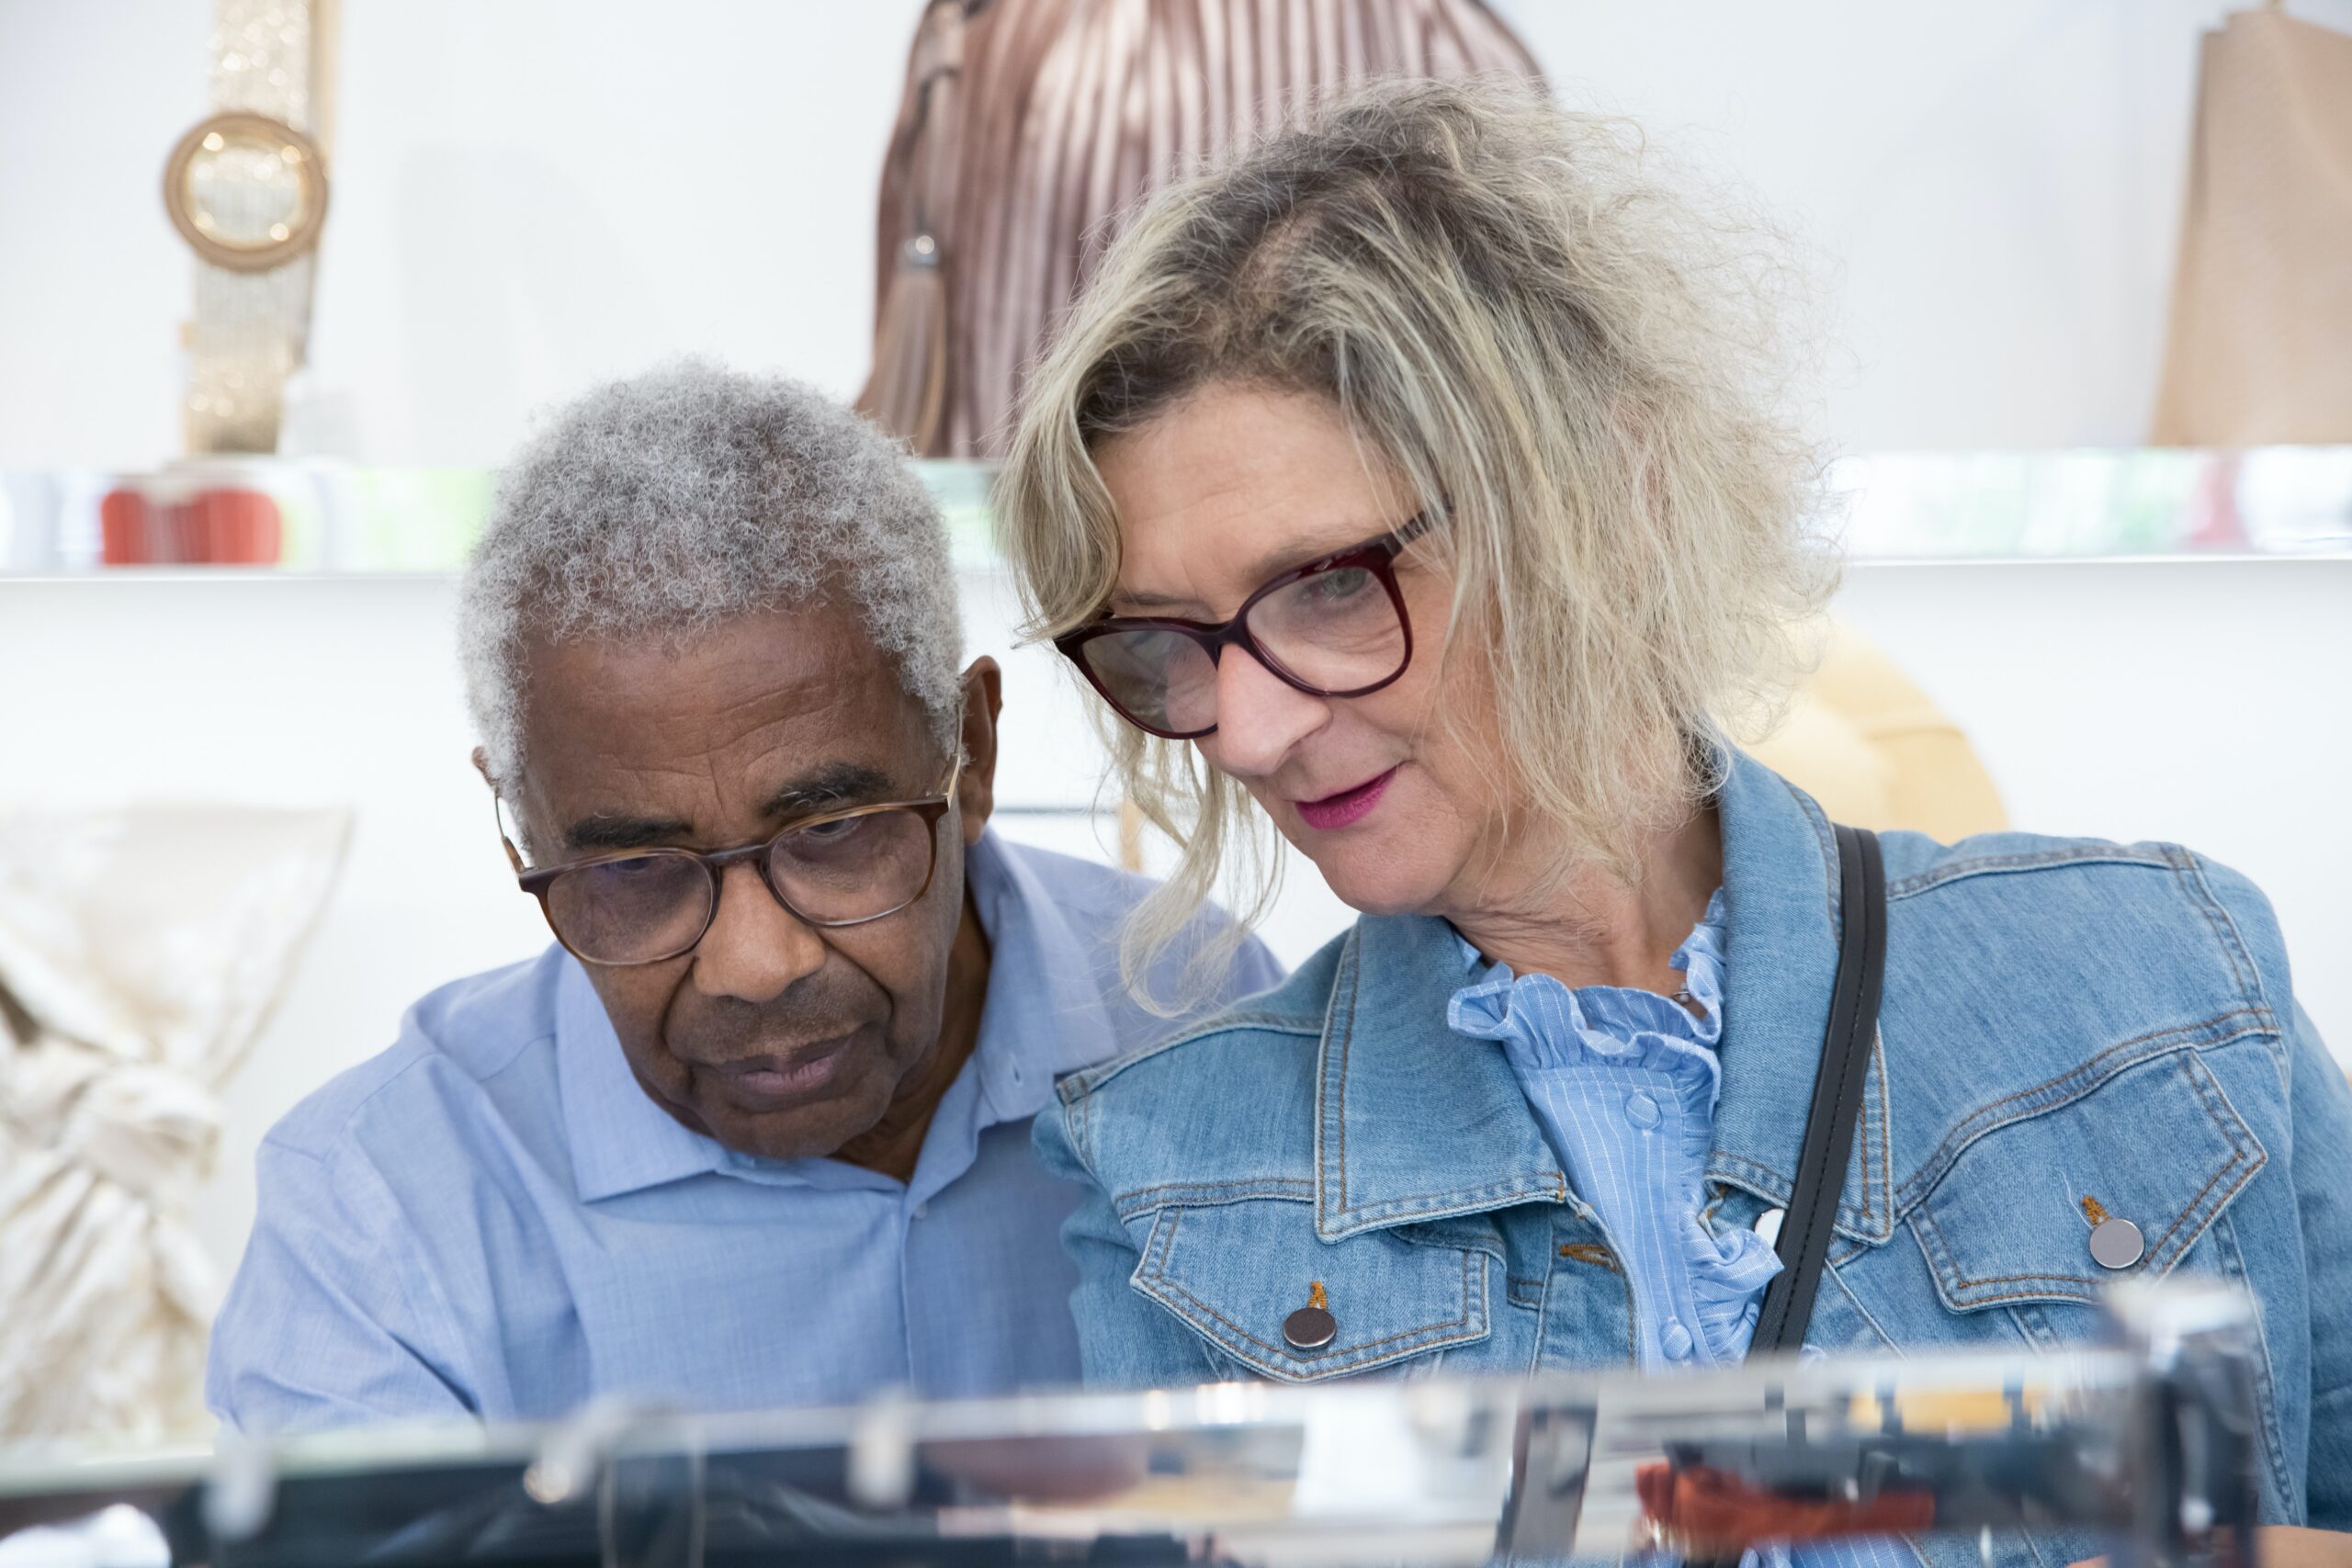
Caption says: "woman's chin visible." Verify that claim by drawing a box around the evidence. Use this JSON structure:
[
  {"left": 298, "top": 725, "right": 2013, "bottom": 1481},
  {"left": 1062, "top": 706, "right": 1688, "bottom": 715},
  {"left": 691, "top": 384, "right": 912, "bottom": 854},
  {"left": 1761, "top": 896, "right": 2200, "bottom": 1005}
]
[{"left": 1307, "top": 845, "right": 1450, "bottom": 918}]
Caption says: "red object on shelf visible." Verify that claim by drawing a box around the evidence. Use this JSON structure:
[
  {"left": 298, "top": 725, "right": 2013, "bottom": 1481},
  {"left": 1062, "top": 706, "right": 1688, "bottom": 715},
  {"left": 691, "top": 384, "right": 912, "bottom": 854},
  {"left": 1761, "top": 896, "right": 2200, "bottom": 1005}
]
[
  {"left": 100, "top": 488, "right": 153, "bottom": 565},
  {"left": 188, "top": 488, "right": 282, "bottom": 563},
  {"left": 96, "top": 480, "right": 284, "bottom": 566}
]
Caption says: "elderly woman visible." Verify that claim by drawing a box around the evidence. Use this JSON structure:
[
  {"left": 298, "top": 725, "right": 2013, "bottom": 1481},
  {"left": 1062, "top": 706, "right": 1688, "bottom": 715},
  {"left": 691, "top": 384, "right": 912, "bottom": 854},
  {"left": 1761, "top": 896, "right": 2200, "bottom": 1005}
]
[{"left": 996, "top": 77, "right": 2352, "bottom": 1548}]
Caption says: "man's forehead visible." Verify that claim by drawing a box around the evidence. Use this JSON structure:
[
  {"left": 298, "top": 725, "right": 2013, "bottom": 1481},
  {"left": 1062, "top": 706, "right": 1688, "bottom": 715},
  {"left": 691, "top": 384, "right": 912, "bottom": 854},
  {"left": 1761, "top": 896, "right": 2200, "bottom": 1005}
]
[{"left": 514, "top": 606, "right": 937, "bottom": 815}]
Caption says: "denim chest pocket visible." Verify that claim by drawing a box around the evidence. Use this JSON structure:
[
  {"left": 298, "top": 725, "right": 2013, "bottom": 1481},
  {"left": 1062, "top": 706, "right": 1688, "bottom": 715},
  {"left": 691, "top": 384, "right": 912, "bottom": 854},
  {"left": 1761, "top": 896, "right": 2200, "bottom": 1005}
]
[
  {"left": 1905, "top": 1046, "right": 2267, "bottom": 1312},
  {"left": 1128, "top": 1199, "right": 1494, "bottom": 1382}
]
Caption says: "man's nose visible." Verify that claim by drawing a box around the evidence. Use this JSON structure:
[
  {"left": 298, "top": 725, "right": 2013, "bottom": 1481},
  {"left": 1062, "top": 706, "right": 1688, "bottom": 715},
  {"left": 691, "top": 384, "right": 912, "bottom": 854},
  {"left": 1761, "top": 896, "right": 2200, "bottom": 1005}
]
[
  {"left": 691, "top": 861, "right": 826, "bottom": 1003},
  {"left": 1201, "top": 646, "right": 1327, "bottom": 779}
]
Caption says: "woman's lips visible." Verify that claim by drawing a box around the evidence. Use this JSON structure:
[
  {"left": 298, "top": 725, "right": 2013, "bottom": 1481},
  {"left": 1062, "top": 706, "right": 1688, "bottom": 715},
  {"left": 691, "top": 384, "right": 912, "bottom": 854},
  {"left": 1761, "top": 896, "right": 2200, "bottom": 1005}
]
[{"left": 1293, "top": 767, "right": 1398, "bottom": 831}]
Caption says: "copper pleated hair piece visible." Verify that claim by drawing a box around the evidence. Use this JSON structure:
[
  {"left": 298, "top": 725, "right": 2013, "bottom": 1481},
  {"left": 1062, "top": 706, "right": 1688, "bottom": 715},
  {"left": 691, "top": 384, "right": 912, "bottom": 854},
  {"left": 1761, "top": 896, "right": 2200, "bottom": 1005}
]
[{"left": 859, "top": 0, "right": 1544, "bottom": 457}]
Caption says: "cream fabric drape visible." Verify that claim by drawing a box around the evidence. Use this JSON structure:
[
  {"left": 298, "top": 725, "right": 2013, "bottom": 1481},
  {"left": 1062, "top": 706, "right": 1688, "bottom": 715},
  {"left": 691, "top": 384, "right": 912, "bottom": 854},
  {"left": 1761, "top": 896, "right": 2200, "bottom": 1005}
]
[{"left": 0, "top": 806, "right": 347, "bottom": 1440}]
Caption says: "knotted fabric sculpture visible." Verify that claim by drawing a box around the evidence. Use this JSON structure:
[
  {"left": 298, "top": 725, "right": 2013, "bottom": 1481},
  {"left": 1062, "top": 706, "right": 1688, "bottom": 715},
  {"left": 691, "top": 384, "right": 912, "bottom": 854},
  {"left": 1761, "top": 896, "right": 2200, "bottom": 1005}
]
[{"left": 0, "top": 806, "right": 347, "bottom": 1439}]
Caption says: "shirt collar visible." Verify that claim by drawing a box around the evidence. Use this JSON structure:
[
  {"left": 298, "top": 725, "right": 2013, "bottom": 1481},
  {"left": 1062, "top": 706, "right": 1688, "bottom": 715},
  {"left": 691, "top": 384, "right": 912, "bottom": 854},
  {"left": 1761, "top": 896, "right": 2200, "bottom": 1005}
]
[
  {"left": 960, "top": 827, "right": 1123, "bottom": 1122},
  {"left": 558, "top": 955, "right": 730, "bottom": 1202},
  {"left": 559, "top": 827, "right": 1114, "bottom": 1204},
  {"left": 1311, "top": 749, "right": 1894, "bottom": 1246}
]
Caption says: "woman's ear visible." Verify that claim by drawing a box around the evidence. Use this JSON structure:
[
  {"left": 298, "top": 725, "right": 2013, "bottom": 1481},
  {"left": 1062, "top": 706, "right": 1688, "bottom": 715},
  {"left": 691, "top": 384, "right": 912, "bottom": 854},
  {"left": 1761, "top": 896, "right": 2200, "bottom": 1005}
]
[{"left": 956, "top": 657, "right": 1003, "bottom": 845}]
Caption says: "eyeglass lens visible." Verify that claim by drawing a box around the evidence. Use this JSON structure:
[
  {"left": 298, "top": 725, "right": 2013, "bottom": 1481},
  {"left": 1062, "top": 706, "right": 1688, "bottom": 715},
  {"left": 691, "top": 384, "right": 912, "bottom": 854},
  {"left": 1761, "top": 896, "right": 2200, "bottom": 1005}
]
[
  {"left": 1080, "top": 558, "right": 1408, "bottom": 736},
  {"left": 541, "top": 807, "right": 938, "bottom": 964}
]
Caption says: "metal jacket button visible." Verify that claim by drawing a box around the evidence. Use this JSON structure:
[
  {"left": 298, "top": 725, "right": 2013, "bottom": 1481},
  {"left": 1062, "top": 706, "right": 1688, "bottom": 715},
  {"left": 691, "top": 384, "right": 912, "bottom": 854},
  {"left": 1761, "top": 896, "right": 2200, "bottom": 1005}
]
[
  {"left": 2089, "top": 1215, "right": 2145, "bottom": 1270},
  {"left": 1284, "top": 1282, "right": 1338, "bottom": 1349}
]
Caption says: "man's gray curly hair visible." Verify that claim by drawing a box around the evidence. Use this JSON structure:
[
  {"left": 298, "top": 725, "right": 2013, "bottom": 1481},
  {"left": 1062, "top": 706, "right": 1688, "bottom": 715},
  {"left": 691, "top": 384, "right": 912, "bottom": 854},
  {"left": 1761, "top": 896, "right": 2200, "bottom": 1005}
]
[{"left": 458, "top": 362, "right": 964, "bottom": 784}]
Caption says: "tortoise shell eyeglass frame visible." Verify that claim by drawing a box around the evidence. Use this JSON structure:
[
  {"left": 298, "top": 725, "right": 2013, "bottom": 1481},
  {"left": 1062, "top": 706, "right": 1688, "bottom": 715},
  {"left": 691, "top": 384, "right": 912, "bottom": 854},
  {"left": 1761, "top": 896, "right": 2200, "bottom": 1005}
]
[
  {"left": 1053, "top": 511, "right": 1436, "bottom": 741},
  {"left": 492, "top": 757, "right": 964, "bottom": 966}
]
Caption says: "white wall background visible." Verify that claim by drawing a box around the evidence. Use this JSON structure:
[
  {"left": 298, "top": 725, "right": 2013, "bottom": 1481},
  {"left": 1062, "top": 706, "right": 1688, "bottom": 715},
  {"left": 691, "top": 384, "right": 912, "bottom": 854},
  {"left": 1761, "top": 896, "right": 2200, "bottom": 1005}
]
[
  {"left": 10, "top": 0, "right": 2352, "bottom": 466},
  {"left": 1, "top": 3, "right": 2349, "bottom": 1348}
]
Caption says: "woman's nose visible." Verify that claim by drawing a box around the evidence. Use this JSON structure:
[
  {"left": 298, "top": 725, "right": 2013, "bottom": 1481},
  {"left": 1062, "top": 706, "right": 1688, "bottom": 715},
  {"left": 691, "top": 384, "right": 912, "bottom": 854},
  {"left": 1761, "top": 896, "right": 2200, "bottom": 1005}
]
[{"left": 1201, "top": 646, "right": 1327, "bottom": 778}]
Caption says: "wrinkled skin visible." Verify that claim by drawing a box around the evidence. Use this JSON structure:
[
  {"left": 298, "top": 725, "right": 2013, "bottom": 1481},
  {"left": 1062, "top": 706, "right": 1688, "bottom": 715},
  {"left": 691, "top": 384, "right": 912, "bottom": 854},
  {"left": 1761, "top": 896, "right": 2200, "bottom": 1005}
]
[{"left": 489, "top": 602, "right": 1001, "bottom": 1180}]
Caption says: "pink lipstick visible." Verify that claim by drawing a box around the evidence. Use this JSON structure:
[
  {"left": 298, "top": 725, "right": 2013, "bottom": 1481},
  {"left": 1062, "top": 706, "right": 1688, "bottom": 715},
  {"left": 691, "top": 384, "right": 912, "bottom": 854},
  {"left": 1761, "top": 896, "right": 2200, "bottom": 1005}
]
[{"left": 1294, "top": 767, "right": 1397, "bottom": 831}]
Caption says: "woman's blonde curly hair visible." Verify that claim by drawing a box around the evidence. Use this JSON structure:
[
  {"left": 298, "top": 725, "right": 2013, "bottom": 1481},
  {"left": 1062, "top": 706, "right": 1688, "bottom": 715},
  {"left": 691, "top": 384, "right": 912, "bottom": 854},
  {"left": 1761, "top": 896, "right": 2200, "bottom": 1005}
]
[{"left": 998, "top": 75, "right": 1838, "bottom": 1011}]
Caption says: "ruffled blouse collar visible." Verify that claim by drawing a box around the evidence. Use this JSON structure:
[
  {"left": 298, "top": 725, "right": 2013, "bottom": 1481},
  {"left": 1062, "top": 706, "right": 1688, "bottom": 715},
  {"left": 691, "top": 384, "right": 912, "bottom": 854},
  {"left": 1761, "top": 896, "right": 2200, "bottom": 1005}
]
[{"left": 1446, "top": 891, "right": 1782, "bottom": 1366}]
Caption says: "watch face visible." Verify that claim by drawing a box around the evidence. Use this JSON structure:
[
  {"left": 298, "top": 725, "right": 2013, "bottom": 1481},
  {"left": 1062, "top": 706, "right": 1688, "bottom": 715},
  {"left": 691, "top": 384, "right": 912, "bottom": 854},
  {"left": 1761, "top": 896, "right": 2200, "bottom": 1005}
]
[{"left": 164, "top": 111, "right": 330, "bottom": 273}]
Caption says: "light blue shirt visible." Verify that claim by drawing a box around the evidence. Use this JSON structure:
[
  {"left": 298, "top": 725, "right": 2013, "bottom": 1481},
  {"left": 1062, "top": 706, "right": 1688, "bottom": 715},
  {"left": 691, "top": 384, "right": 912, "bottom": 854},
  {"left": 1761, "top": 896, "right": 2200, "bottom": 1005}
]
[{"left": 207, "top": 830, "right": 1283, "bottom": 1433}]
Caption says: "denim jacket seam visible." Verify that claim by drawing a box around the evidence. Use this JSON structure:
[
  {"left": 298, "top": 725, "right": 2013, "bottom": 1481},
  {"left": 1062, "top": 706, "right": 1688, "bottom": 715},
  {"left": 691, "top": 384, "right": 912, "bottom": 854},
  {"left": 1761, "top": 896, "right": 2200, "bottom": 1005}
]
[
  {"left": 1137, "top": 1221, "right": 1486, "bottom": 1374},
  {"left": 2154, "top": 1051, "right": 2269, "bottom": 1277},
  {"left": 1061, "top": 1010, "right": 1323, "bottom": 1101},
  {"left": 1113, "top": 1179, "right": 1315, "bottom": 1218},
  {"left": 1893, "top": 1009, "right": 2276, "bottom": 1213},
  {"left": 1873, "top": 1032, "right": 1896, "bottom": 1224},
  {"left": 1883, "top": 844, "right": 2174, "bottom": 900},
  {"left": 2208, "top": 1209, "right": 2298, "bottom": 1520},
  {"left": 2170, "top": 845, "right": 2253, "bottom": 999},
  {"left": 1782, "top": 777, "right": 1842, "bottom": 926},
  {"left": 1391, "top": 1221, "right": 1511, "bottom": 1262},
  {"left": 1821, "top": 1257, "right": 1901, "bottom": 1351},
  {"left": 1317, "top": 927, "right": 1366, "bottom": 1226},
  {"left": 1906, "top": 1051, "right": 2267, "bottom": 1303},
  {"left": 1708, "top": 1150, "right": 1888, "bottom": 1242},
  {"left": 2174, "top": 847, "right": 2272, "bottom": 1020},
  {"left": 1320, "top": 1177, "right": 1571, "bottom": 1236},
  {"left": 1913, "top": 1201, "right": 2099, "bottom": 1306},
  {"left": 1069, "top": 1084, "right": 1091, "bottom": 1170}
]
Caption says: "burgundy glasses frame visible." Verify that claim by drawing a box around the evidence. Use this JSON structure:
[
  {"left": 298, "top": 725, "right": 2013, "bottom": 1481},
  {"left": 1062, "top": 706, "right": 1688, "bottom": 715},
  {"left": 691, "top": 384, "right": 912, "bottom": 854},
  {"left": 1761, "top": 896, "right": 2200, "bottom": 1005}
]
[
  {"left": 1053, "top": 513, "right": 1432, "bottom": 740},
  {"left": 495, "top": 760, "right": 962, "bottom": 966}
]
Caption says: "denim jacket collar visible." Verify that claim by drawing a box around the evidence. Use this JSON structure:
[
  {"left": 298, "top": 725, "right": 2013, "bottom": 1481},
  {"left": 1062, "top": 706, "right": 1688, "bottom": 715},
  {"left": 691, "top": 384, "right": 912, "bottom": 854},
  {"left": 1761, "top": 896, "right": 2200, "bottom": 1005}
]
[{"left": 1311, "top": 749, "right": 1895, "bottom": 1247}]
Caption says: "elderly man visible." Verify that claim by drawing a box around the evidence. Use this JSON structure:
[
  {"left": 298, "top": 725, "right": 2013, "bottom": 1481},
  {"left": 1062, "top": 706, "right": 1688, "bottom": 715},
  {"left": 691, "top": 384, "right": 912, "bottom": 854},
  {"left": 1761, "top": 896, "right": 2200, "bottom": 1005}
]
[{"left": 205, "top": 366, "right": 1281, "bottom": 1430}]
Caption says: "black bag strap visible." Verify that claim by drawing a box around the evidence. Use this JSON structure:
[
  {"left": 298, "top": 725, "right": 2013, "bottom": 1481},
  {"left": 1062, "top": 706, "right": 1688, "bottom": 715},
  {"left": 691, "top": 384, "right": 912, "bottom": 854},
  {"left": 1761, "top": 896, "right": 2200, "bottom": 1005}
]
[{"left": 1747, "top": 823, "right": 1886, "bottom": 1358}]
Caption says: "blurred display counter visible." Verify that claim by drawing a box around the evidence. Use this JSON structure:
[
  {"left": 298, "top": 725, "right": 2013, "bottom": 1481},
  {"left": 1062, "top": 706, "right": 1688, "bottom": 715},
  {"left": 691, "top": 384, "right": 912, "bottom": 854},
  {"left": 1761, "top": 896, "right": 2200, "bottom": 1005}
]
[{"left": 0, "top": 1284, "right": 2267, "bottom": 1568}]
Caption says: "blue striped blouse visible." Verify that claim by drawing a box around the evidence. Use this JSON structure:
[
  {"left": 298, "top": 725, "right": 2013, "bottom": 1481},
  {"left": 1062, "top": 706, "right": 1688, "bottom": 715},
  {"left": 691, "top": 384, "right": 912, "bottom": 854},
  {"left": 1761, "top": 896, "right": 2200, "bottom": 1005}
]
[
  {"left": 1448, "top": 894, "right": 1912, "bottom": 1568},
  {"left": 1447, "top": 889, "right": 1783, "bottom": 1369}
]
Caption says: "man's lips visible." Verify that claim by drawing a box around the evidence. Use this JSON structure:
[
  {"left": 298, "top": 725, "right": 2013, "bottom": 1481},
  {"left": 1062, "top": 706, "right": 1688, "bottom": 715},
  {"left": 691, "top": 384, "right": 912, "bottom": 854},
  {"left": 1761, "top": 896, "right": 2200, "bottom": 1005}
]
[
  {"left": 1292, "top": 766, "right": 1398, "bottom": 831},
  {"left": 700, "top": 1037, "right": 854, "bottom": 1107}
]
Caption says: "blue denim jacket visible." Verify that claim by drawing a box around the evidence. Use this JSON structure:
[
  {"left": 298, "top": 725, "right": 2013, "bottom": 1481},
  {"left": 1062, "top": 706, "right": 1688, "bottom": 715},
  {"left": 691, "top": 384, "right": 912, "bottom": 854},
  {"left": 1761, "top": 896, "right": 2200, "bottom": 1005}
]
[{"left": 1035, "top": 752, "right": 2352, "bottom": 1553}]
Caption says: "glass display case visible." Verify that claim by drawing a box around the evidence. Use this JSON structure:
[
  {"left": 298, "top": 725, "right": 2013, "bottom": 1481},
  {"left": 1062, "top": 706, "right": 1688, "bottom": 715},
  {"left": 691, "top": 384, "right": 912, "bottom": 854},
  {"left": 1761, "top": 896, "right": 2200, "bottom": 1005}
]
[{"left": 0, "top": 1283, "right": 2265, "bottom": 1568}]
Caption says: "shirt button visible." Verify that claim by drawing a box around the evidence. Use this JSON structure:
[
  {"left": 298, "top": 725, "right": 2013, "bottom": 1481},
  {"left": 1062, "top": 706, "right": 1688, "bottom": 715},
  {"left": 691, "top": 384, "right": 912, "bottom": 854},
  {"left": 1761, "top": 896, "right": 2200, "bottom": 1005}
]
[
  {"left": 912, "top": 1202, "right": 930, "bottom": 1221},
  {"left": 1661, "top": 1319, "right": 1694, "bottom": 1361},
  {"left": 1624, "top": 1091, "right": 1662, "bottom": 1130}
]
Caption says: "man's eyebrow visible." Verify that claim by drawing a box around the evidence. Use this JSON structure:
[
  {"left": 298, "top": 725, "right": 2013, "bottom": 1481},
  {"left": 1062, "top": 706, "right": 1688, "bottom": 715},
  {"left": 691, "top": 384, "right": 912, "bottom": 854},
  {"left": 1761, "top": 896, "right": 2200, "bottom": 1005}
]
[
  {"left": 760, "top": 761, "right": 900, "bottom": 818},
  {"left": 554, "top": 765, "right": 908, "bottom": 855},
  {"left": 562, "top": 813, "right": 695, "bottom": 853}
]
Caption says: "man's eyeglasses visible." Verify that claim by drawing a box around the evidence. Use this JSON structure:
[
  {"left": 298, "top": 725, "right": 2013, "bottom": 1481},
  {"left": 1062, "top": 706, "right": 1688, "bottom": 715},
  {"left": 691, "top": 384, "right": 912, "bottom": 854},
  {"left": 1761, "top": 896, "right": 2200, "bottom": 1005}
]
[
  {"left": 1055, "top": 513, "right": 1431, "bottom": 740},
  {"left": 497, "top": 760, "right": 962, "bottom": 966}
]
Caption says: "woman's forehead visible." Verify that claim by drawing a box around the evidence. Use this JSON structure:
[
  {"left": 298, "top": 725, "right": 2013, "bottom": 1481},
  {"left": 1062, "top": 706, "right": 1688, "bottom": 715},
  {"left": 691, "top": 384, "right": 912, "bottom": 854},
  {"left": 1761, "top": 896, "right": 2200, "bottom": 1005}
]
[{"left": 1097, "top": 386, "right": 1405, "bottom": 612}]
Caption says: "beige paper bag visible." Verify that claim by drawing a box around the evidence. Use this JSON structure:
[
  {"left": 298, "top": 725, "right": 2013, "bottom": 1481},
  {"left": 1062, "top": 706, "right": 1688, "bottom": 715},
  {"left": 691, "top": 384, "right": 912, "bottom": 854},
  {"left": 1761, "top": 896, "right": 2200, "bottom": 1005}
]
[{"left": 2152, "top": 5, "right": 2352, "bottom": 446}]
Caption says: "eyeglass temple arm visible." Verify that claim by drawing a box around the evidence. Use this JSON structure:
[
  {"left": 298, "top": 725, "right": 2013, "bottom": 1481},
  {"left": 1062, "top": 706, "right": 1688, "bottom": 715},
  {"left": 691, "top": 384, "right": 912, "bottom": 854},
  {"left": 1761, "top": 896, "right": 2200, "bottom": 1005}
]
[{"left": 491, "top": 788, "right": 526, "bottom": 874}]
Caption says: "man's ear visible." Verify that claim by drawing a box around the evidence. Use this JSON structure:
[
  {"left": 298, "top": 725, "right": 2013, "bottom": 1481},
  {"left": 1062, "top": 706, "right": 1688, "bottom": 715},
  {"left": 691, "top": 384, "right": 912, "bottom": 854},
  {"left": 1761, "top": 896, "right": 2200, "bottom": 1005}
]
[
  {"left": 956, "top": 657, "right": 1002, "bottom": 846},
  {"left": 472, "top": 746, "right": 530, "bottom": 869}
]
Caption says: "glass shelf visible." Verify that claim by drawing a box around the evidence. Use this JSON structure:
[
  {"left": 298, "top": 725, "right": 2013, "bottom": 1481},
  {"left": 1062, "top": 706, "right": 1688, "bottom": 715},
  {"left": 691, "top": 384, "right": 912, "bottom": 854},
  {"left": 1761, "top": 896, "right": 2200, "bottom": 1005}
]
[{"left": 3, "top": 449, "right": 2346, "bottom": 578}]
